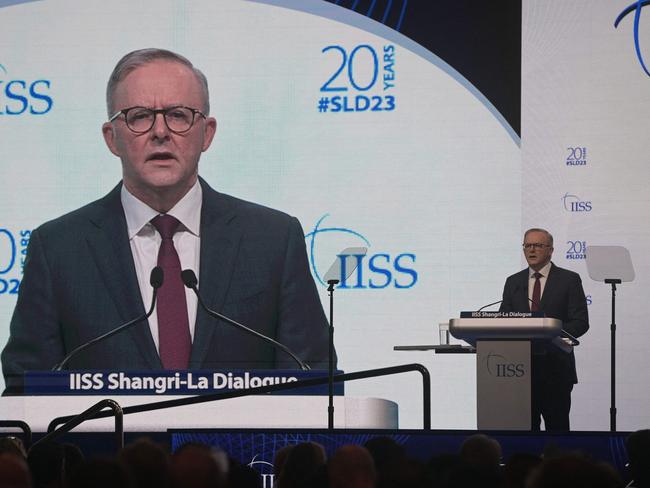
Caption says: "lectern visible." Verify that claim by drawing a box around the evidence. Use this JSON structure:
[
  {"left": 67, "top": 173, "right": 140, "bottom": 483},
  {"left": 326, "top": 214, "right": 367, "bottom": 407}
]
[{"left": 449, "top": 315, "right": 562, "bottom": 430}]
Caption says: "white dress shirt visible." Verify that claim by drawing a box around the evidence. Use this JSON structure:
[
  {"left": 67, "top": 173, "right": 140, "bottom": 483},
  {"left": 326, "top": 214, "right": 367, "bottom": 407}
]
[
  {"left": 121, "top": 181, "right": 202, "bottom": 352},
  {"left": 528, "top": 261, "right": 552, "bottom": 307}
]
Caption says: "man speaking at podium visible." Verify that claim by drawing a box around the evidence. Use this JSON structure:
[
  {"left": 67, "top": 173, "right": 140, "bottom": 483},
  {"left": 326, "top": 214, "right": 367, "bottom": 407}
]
[
  {"left": 499, "top": 228, "right": 589, "bottom": 431},
  {"left": 1, "top": 49, "right": 331, "bottom": 394}
]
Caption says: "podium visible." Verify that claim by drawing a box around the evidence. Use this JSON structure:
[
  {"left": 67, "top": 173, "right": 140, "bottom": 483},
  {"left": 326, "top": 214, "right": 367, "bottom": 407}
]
[{"left": 449, "top": 316, "right": 562, "bottom": 430}]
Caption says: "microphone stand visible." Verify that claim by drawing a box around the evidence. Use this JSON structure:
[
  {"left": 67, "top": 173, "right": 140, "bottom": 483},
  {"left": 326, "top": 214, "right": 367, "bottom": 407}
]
[
  {"left": 327, "top": 278, "right": 339, "bottom": 430},
  {"left": 181, "top": 270, "right": 310, "bottom": 371},
  {"left": 605, "top": 278, "right": 621, "bottom": 431},
  {"left": 320, "top": 247, "right": 366, "bottom": 429},
  {"left": 52, "top": 267, "right": 163, "bottom": 371}
]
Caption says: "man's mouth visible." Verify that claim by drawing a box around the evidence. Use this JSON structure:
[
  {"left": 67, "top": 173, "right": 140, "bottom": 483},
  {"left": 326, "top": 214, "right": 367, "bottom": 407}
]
[{"left": 147, "top": 152, "right": 175, "bottom": 161}]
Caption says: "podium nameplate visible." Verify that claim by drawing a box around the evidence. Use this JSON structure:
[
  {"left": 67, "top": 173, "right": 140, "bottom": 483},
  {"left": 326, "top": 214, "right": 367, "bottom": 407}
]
[{"left": 24, "top": 369, "right": 343, "bottom": 396}]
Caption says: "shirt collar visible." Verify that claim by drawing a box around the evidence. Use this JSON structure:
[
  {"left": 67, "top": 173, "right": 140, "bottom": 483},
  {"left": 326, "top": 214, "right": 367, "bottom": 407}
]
[
  {"left": 121, "top": 180, "right": 202, "bottom": 239},
  {"left": 529, "top": 261, "right": 552, "bottom": 278}
]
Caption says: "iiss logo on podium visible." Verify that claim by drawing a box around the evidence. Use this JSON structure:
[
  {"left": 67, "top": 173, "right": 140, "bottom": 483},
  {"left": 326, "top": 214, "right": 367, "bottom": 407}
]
[
  {"left": 486, "top": 352, "right": 525, "bottom": 378},
  {"left": 305, "top": 215, "right": 417, "bottom": 290},
  {"left": 0, "top": 64, "right": 53, "bottom": 115}
]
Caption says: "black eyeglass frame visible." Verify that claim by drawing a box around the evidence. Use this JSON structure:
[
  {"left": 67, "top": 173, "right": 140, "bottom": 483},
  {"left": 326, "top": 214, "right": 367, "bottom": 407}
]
[
  {"left": 522, "top": 243, "right": 551, "bottom": 250},
  {"left": 108, "top": 105, "right": 207, "bottom": 134}
]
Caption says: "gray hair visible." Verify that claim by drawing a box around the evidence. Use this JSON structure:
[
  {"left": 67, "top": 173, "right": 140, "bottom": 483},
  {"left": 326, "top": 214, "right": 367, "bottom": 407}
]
[
  {"left": 106, "top": 48, "right": 210, "bottom": 117},
  {"left": 524, "top": 228, "right": 554, "bottom": 247}
]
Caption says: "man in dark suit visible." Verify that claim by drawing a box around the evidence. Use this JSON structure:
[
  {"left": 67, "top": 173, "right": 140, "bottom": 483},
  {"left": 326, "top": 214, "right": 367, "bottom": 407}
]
[
  {"left": 499, "top": 228, "right": 589, "bottom": 431},
  {"left": 1, "top": 49, "right": 331, "bottom": 394}
]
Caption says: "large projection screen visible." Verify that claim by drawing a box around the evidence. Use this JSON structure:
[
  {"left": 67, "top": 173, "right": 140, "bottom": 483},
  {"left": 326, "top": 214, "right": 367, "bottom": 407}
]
[{"left": 2, "top": 0, "right": 648, "bottom": 431}]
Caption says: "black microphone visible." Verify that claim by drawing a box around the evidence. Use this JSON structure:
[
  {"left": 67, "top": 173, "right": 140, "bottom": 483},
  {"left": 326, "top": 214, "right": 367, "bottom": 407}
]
[
  {"left": 476, "top": 299, "right": 503, "bottom": 312},
  {"left": 525, "top": 296, "right": 580, "bottom": 346},
  {"left": 52, "top": 267, "right": 164, "bottom": 371},
  {"left": 181, "top": 269, "right": 311, "bottom": 371},
  {"left": 477, "top": 285, "right": 524, "bottom": 312},
  {"left": 527, "top": 295, "right": 541, "bottom": 312}
]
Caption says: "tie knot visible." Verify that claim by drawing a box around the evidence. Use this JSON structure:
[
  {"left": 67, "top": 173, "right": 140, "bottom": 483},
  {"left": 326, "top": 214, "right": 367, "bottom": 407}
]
[
  {"left": 151, "top": 214, "right": 181, "bottom": 240},
  {"left": 533, "top": 272, "right": 542, "bottom": 279}
]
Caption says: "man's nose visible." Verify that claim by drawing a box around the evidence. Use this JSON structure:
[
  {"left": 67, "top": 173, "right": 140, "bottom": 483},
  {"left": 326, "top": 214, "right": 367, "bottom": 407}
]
[{"left": 150, "top": 112, "right": 170, "bottom": 138}]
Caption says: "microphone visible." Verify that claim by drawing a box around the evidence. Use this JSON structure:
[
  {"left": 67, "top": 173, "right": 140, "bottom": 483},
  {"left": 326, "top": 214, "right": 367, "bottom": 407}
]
[
  {"left": 525, "top": 296, "right": 580, "bottom": 346},
  {"left": 180, "top": 269, "right": 311, "bottom": 371},
  {"left": 52, "top": 267, "right": 164, "bottom": 371},
  {"left": 527, "top": 295, "right": 541, "bottom": 312},
  {"left": 476, "top": 299, "right": 503, "bottom": 312},
  {"left": 476, "top": 285, "right": 522, "bottom": 312}
]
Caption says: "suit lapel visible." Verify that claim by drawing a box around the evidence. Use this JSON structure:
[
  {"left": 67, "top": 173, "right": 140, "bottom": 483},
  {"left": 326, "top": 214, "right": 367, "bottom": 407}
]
[
  {"left": 540, "top": 262, "right": 556, "bottom": 310},
  {"left": 517, "top": 269, "right": 531, "bottom": 312},
  {"left": 85, "top": 184, "right": 161, "bottom": 369},
  {"left": 190, "top": 179, "right": 243, "bottom": 367}
]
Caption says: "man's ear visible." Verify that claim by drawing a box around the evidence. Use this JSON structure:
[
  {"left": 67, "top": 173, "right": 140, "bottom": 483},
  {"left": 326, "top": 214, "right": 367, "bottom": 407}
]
[
  {"left": 102, "top": 122, "right": 121, "bottom": 157},
  {"left": 201, "top": 117, "right": 217, "bottom": 152}
]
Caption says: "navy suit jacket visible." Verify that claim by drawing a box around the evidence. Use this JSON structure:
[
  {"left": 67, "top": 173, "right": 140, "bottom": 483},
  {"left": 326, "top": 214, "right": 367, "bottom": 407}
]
[
  {"left": 2, "top": 179, "right": 331, "bottom": 393},
  {"left": 499, "top": 263, "right": 589, "bottom": 384}
]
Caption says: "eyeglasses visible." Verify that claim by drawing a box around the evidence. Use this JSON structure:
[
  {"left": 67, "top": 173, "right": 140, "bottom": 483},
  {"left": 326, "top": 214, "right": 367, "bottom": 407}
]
[
  {"left": 108, "top": 106, "right": 206, "bottom": 134},
  {"left": 523, "top": 243, "right": 550, "bottom": 250}
]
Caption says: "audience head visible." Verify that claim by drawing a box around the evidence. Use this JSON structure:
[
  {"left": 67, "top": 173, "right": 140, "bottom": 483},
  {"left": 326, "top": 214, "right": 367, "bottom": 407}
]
[
  {"left": 227, "top": 457, "right": 263, "bottom": 488},
  {"left": 328, "top": 445, "right": 376, "bottom": 488},
  {"left": 502, "top": 452, "right": 542, "bottom": 488},
  {"left": 626, "top": 429, "right": 650, "bottom": 488},
  {"left": 170, "top": 442, "right": 228, "bottom": 488},
  {"left": 527, "top": 453, "right": 623, "bottom": 488},
  {"left": 363, "top": 437, "right": 405, "bottom": 470},
  {"left": 0, "top": 437, "right": 27, "bottom": 459},
  {"left": 276, "top": 441, "right": 326, "bottom": 488},
  {"left": 460, "top": 434, "right": 502, "bottom": 472},
  {"left": 27, "top": 441, "right": 65, "bottom": 488},
  {"left": 68, "top": 458, "right": 133, "bottom": 488},
  {"left": 0, "top": 452, "right": 31, "bottom": 488},
  {"left": 119, "top": 438, "right": 171, "bottom": 488},
  {"left": 273, "top": 445, "right": 294, "bottom": 476}
]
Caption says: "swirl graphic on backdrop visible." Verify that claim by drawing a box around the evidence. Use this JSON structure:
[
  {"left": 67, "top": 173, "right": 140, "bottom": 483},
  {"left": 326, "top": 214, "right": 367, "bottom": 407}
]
[
  {"left": 615, "top": 0, "right": 650, "bottom": 77},
  {"left": 326, "top": 0, "right": 409, "bottom": 31},
  {"left": 485, "top": 352, "right": 507, "bottom": 377},
  {"left": 0, "top": 229, "right": 17, "bottom": 275},
  {"left": 562, "top": 193, "right": 580, "bottom": 211},
  {"left": 561, "top": 192, "right": 592, "bottom": 213},
  {"left": 304, "top": 214, "right": 371, "bottom": 286},
  {"left": 248, "top": 454, "right": 274, "bottom": 471}
]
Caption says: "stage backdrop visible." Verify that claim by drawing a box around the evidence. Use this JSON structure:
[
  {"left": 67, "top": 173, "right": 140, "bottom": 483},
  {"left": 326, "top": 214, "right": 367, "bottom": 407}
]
[
  {"left": 522, "top": 0, "right": 650, "bottom": 430},
  {"left": 0, "top": 0, "right": 646, "bottom": 431}
]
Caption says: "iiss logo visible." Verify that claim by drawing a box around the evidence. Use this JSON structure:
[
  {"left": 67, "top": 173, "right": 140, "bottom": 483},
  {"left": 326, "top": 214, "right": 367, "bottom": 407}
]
[
  {"left": 0, "top": 64, "right": 53, "bottom": 115},
  {"left": 304, "top": 214, "right": 417, "bottom": 289},
  {"left": 615, "top": 0, "right": 650, "bottom": 77},
  {"left": 486, "top": 352, "right": 525, "bottom": 378},
  {"left": 247, "top": 455, "right": 275, "bottom": 488},
  {"left": 562, "top": 193, "right": 592, "bottom": 212}
]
